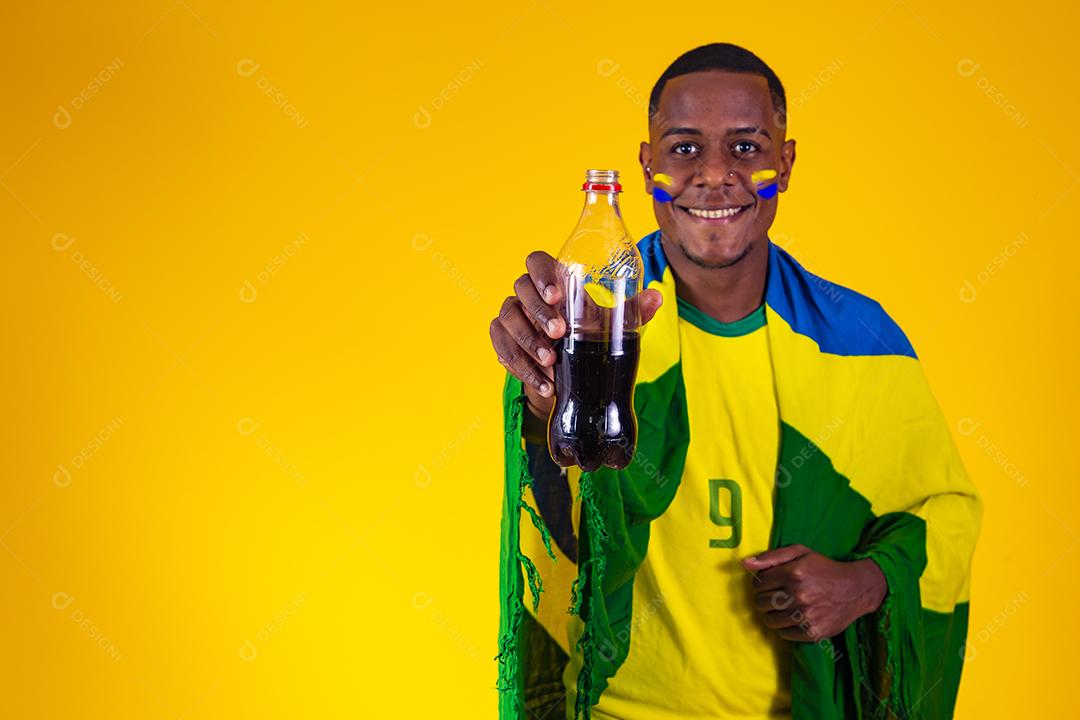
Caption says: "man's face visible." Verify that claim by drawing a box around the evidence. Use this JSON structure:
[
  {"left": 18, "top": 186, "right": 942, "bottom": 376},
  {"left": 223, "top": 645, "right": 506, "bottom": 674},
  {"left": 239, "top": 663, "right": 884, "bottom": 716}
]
[{"left": 640, "top": 70, "right": 795, "bottom": 269}]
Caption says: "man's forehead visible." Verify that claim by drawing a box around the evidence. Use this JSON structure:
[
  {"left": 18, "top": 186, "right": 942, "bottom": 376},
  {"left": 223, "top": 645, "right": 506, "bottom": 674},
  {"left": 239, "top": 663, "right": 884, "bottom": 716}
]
[{"left": 653, "top": 71, "right": 774, "bottom": 130}]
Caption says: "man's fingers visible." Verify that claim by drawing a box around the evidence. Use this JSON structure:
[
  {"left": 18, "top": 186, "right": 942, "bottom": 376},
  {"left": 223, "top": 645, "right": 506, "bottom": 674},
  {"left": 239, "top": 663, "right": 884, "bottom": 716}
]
[
  {"left": 490, "top": 307, "right": 553, "bottom": 396},
  {"left": 525, "top": 251, "right": 561, "bottom": 304},
  {"left": 763, "top": 609, "right": 800, "bottom": 630},
  {"left": 742, "top": 544, "right": 812, "bottom": 572},
  {"left": 514, "top": 273, "right": 565, "bottom": 341},
  {"left": 777, "top": 627, "right": 815, "bottom": 643},
  {"left": 498, "top": 296, "right": 557, "bottom": 369},
  {"left": 754, "top": 590, "right": 795, "bottom": 612},
  {"left": 764, "top": 608, "right": 822, "bottom": 642},
  {"left": 639, "top": 288, "right": 664, "bottom": 326},
  {"left": 749, "top": 565, "right": 789, "bottom": 592}
]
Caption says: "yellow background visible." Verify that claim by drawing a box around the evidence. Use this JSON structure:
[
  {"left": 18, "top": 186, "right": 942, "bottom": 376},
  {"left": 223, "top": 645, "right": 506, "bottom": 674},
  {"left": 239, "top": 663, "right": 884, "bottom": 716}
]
[{"left": 2, "top": 1, "right": 1075, "bottom": 716}]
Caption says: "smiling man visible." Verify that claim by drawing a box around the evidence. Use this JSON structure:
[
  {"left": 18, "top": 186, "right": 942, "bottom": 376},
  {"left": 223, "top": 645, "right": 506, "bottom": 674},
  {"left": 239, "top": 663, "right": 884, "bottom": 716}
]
[{"left": 490, "top": 43, "right": 981, "bottom": 720}]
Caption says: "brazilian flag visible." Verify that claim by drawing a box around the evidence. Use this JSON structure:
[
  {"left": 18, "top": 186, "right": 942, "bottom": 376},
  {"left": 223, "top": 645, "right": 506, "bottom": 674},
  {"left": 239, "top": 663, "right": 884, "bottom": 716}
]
[{"left": 497, "top": 230, "right": 981, "bottom": 719}]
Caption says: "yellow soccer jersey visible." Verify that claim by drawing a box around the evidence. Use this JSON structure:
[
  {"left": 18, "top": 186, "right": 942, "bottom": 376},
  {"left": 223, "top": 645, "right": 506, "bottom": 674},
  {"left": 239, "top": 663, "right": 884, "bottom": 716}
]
[{"left": 585, "top": 296, "right": 791, "bottom": 720}]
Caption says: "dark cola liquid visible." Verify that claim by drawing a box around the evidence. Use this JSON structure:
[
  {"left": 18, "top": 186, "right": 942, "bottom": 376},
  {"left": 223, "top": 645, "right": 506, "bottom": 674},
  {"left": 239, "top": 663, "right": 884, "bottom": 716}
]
[{"left": 548, "top": 331, "right": 640, "bottom": 471}]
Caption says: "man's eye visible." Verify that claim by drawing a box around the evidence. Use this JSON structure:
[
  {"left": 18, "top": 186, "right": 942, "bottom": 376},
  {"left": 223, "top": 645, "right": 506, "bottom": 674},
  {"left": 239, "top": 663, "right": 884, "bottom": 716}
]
[
  {"left": 672, "top": 142, "right": 698, "bottom": 155},
  {"left": 733, "top": 141, "right": 759, "bottom": 154}
]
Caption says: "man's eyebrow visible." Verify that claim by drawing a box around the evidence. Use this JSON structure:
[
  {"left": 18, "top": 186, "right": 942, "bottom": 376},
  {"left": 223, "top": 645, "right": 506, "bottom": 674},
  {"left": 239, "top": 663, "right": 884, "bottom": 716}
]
[
  {"left": 659, "top": 125, "right": 772, "bottom": 140},
  {"left": 659, "top": 126, "right": 703, "bottom": 139},
  {"left": 729, "top": 126, "right": 771, "bottom": 139}
]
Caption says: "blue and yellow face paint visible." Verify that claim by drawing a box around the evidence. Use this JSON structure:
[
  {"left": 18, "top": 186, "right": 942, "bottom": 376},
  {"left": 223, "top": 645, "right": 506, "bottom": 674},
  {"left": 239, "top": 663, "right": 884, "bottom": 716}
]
[
  {"left": 652, "top": 172, "right": 674, "bottom": 203},
  {"left": 752, "top": 169, "right": 779, "bottom": 200}
]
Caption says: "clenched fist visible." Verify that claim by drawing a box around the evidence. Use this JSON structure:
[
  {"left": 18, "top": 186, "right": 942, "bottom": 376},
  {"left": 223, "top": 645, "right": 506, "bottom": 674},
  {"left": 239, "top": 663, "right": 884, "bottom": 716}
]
[{"left": 742, "top": 544, "right": 887, "bottom": 642}]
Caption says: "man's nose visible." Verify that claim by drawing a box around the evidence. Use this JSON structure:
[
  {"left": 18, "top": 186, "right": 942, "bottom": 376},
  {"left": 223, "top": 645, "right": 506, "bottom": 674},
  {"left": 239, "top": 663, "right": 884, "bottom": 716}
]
[{"left": 694, "top": 155, "right": 738, "bottom": 187}]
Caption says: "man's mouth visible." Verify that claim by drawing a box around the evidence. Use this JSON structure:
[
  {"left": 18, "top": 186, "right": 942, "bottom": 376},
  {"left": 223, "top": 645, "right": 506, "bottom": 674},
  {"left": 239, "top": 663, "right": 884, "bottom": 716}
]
[{"left": 676, "top": 203, "right": 753, "bottom": 223}]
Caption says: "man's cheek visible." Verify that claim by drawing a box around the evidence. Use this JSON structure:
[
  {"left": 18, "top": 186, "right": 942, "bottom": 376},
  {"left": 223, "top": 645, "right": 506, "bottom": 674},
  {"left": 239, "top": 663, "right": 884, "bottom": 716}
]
[
  {"left": 751, "top": 169, "right": 779, "bottom": 199},
  {"left": 652, "top": 173, "right": 676, "bottom": 203}
]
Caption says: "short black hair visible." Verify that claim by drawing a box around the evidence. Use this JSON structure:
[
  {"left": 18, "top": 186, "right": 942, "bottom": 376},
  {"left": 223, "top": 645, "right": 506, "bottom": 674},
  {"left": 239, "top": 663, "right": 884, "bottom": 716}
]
[{"left": 648, "top": 43, "right": 787, "bottom": 127}]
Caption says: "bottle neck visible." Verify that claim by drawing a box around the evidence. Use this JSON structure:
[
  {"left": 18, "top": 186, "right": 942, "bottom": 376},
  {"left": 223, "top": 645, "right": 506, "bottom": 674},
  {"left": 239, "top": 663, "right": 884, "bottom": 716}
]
[{"left": 577, "top": 191, "right": 626, "bottom": 230}]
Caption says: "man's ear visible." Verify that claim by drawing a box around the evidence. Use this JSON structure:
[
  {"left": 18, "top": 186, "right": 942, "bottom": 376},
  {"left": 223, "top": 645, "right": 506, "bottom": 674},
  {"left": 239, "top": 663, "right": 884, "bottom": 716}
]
[
  {"left": 639, "top": 141, "right": 653, "bottom": 192},
  {"left": 778, "top": 139, "right": 796, "bottom": 192}
]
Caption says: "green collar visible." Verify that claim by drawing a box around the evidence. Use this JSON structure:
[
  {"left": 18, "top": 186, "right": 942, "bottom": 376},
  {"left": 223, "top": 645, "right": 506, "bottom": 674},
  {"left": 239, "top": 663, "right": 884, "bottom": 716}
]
[{"left": 676, "top": 296, "right": 767, "bottom": 337}]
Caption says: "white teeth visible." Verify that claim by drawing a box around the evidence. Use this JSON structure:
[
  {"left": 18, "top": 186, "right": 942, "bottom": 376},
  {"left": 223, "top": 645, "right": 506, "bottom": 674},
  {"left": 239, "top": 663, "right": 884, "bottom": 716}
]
[{"left": 686, "top": 206, "right": 744, "bottom": 219}]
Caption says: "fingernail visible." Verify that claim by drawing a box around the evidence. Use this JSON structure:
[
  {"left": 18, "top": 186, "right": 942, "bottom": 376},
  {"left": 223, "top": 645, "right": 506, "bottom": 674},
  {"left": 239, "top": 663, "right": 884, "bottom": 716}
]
[
  {"left": 539, "top": 382, "right": 551, "bottom": 395},
  {"left": 543, "top": 285, "right": 555, "bottom": 302},
  {"left": 547, "top": 318, "right": 560, "bottom": 334},
  {"left": 537, "top": 347, "right": 552, "bottom": 363}
]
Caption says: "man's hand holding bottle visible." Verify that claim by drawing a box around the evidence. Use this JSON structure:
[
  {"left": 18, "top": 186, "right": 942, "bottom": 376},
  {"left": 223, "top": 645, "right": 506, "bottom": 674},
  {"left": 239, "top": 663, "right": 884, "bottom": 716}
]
[{"left": 488, "top": 250, "right": 663, "bottom": 422}]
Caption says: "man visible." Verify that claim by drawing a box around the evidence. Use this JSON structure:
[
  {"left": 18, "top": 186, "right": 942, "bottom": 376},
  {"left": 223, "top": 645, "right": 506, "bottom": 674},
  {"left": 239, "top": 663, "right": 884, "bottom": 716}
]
[{"left": 489, "top": 43, "right": 981, "bottom": 720}]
